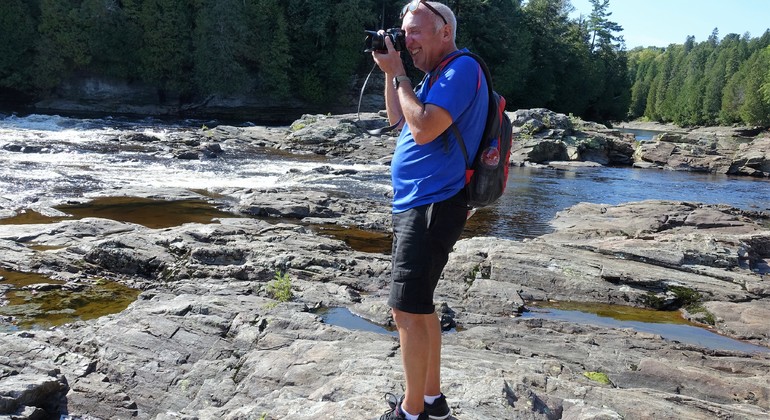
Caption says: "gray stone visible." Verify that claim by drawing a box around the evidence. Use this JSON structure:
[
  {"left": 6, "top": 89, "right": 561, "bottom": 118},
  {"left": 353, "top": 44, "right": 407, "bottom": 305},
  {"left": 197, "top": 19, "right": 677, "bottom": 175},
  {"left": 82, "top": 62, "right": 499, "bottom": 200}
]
[{"left": 0, "top": 112, "right": 769, "bottom": 419}]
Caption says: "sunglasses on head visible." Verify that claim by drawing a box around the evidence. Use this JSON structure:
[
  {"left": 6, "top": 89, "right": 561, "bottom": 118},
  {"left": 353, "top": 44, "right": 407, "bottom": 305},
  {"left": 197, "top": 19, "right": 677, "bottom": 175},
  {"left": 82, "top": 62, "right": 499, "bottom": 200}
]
[{"left": 400, "top": 0, "right": 448, "bottom": 25}]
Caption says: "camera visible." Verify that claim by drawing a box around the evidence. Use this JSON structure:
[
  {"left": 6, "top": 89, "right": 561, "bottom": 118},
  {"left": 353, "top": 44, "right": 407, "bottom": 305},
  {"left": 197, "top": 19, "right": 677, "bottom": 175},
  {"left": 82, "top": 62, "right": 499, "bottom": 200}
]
[{"left": 364, "top": 28, "right": 406, "bottom": 53}]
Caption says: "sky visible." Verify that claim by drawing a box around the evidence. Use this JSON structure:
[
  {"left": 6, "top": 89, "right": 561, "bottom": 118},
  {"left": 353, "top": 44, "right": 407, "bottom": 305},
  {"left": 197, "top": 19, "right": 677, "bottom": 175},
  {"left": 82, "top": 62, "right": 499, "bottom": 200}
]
[{"left": 569, "top": 0, "right": 770, "bottom": 49}]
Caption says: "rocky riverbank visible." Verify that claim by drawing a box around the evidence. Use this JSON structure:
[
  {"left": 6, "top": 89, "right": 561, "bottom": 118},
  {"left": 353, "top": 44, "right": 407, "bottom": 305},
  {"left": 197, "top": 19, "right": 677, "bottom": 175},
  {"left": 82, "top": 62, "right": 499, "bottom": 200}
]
[
  {"left": 512, "top": 109, "right": 770, "bottom": 177},
  {"left": 1, "top": 111, "right": 769, "bottom": 419}
]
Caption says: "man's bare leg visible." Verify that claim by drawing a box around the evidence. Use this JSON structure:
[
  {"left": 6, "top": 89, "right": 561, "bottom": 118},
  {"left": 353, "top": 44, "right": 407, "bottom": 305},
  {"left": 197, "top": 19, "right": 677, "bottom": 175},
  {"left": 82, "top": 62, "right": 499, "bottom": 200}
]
[
  {"left": 424, "top": 312, "right": 442, "bottom": 397},
  {"left": 393, "top": 308, "right": 432, "bottom": 416}
]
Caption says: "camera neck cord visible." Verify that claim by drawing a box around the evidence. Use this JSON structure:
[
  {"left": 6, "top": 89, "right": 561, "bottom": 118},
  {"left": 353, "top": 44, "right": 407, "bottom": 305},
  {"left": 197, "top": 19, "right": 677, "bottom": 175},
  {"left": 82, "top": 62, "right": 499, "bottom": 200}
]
[{"left": 357, "top": 62, "right": 403, "bottom": 136}]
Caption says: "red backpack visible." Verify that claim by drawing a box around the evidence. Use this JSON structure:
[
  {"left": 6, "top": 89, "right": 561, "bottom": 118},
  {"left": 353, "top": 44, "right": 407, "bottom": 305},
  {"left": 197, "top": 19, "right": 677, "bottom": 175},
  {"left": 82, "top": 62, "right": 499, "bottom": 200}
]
[{"left": 430, "top": 51, "right": 513, "bottom": 208}]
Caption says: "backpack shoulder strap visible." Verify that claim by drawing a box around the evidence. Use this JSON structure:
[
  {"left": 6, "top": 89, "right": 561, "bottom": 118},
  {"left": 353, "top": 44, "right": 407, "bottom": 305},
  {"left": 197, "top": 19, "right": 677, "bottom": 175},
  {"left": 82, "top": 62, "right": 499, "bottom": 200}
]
[{"left": 431, "top": 51, "right": 495, "bottom": 168}]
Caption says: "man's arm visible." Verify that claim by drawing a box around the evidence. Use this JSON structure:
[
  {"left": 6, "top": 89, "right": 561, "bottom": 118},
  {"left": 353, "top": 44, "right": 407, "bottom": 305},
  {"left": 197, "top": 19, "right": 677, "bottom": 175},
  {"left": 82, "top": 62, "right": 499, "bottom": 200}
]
[
  {"left": 373, "top": 38, "right": 452, "bottom": 144},
  {"left": 383, "top": 69, "right": 404, "bottom": 127},
  {"left": 395, "top": 84, "right": 452, "bottom": 145}
]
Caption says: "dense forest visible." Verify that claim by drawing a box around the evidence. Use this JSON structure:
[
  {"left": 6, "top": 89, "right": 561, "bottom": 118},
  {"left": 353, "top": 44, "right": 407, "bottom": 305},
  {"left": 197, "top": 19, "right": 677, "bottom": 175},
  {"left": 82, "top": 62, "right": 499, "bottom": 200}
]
[
  {"left": 0, "top": 0, "right": 768, "bottom": 126},
  {"left": 628, "top": 31, "right": 770, "bottom": 126}
]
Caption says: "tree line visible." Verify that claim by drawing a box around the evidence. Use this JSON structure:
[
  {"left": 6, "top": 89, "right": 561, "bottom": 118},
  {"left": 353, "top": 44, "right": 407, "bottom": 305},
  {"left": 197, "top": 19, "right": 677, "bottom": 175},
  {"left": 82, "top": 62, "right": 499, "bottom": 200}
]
[
  {"left": 628, "top": 30, "right": 770, "bottom": 126},
  {"left": 0, "top": 0, "right": 767, "bottom": 126}
]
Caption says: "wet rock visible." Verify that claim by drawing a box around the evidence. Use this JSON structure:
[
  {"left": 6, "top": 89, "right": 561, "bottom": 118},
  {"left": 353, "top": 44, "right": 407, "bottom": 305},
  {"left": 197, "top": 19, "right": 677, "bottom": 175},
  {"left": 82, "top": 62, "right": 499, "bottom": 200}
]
[
  {"left": 510, "top": 109, "right": 637, "bottom": 167},
  {"left": 174, "top": 150, "right": 199, "bottom": 160},
  {"left": 119, "top": 133, "right": 159, "bottom": 143},
  {"left": 630, "top": 125, "right": 770, "bottom": 176},
  {"left": 0, "top": 207, "right": 768, "bottom": 418}
]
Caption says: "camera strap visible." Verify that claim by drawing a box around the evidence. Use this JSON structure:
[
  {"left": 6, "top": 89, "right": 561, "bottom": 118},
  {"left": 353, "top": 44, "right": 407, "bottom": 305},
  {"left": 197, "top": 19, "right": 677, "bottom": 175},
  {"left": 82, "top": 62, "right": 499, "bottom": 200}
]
[
  {"left": 365, "top": 116, "right": 403, "bottom": 136},
  {"left": 357, "top": 62, "right": 406, "bottom": 136}
]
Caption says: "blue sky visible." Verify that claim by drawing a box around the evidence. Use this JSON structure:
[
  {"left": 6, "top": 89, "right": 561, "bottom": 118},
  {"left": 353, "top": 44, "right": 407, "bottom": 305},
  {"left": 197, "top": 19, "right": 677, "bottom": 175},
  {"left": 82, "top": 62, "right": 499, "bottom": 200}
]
[{"left": 569, "top": 0, "right": 770, "bottom": 49}]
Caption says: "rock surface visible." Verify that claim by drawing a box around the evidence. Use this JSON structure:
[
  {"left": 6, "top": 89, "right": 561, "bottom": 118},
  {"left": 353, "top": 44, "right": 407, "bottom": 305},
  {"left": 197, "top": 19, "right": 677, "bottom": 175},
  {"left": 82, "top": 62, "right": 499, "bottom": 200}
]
[
  {"left": 617, "top": 120, "right": 770, "bottom": 177},
  {"left": 508, "top": 110, "right": 770, "bottom": 177},
  {"left": 0, "top": 111, "right": 769, "bottom": 419}
]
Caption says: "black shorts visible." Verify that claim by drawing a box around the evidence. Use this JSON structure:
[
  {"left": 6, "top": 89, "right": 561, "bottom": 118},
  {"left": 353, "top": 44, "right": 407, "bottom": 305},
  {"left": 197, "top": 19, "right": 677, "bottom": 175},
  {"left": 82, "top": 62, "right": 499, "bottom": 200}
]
[{"left": 388, "top": 190, "right": 469, "bottom": 314}]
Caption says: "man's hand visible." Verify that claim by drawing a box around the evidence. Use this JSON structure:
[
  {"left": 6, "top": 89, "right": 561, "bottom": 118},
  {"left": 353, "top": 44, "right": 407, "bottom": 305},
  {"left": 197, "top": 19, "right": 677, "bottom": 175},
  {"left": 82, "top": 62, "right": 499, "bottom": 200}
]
[{"left": 371, "top": 33, "right": 407, "bottom": 77}]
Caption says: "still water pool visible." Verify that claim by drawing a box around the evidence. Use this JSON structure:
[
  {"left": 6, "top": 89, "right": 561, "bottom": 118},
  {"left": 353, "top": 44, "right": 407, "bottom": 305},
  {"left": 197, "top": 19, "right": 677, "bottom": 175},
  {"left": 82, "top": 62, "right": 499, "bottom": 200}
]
[
  {"left": 467, "top": 166, "right": 770, "bottom": 240},
  {"left": 320, "top": 305, "right": 770, "bottom": 354}
]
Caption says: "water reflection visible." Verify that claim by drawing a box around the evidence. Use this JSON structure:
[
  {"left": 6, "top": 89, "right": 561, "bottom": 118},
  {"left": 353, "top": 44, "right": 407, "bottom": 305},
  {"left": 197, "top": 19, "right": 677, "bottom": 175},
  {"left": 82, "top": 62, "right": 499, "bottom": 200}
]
[
  {"left": 0, "top": 268, "right": 140, "bottom": 331},
  {"left": 523, "top": 303, "right": 770, "bottom": 354},
  {"left": 617, "top": 127, "right": 666, "bottom": 141}
]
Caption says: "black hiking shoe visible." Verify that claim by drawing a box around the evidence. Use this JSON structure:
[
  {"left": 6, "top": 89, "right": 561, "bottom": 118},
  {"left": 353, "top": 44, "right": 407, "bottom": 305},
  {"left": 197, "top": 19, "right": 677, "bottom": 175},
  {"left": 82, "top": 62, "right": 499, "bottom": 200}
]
[
  {"left": 425, "top": 394, "right": 451, "bottom": 420},
  {"left": 376, "top": 393, "right": 428, "bottom": 420}
]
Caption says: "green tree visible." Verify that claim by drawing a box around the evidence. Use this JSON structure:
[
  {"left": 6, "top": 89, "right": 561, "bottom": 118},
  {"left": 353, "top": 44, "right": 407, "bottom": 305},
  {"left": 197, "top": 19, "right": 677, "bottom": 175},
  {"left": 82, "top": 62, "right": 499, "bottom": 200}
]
[
  {"left": 520, "top": 0, "right": 574, "bottom": 108},
  {"left": 586, "top": 0, "right": 623, "bottom": 52},
  {"left": 328, "top": 0, "right": 379, "bottom": 102},
  {"left": 34, "top": 0, "right": 90, "bottom": 90},
  {"left": 455, "top": 0, "right": 532, "bottom": 107},
  {"left": 138, "top": 0, "right": 194, "bottom": 100},
  {"left": 79, "top": 0, "right": 141, "bottom": 79},
  {"left": 192, "top": 0, "right": 252, "bottom": 95},
  {"left": 677, "top": 40, "right": 710, "bottom": 125},
  {"left": 284, "top": 0, "right": 377, "bottom": 104},
  {"left": 242, "top": 0, "right": 292, "bottom": 98},
  {"left": 580, "top": 0, "right": 630, "bottom": 122},
  {"left": 0, "top": 0, "right": 38, "bottom": 90},
  {"left": 733, "top": 47, "right": 770, "bottom": 125},
  {"left": 627, "top": 47, "right": 661, "bottom": 119}
]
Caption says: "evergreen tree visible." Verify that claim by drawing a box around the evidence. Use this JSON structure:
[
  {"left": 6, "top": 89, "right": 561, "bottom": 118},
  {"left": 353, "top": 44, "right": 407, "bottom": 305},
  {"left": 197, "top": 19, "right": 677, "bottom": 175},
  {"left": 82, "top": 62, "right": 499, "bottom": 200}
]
[
  {"left": 678, "top": 40, "right": 710, "bottom": 125},
  {"left": 0, "top": 0, "right": 38, "bottom": 90},
  {"left": 582, "top": 0, "right": 630, "bottom": 121},
  {"left": 586, "top": 0, "right": 623, "bottom": 52},
  {"left": 520, "top": 0, "right": 573, "bottom": 109},
  {"left": 0, "top": 0, "right": 768, "bottom": 123},
  {"left": 754, "top": 31, "right": 770, "bottom": 116},
  {"left": 455, "top": 0, "right": 532, "bottom": 107},
  {"left": 627, "top": 47, "right": 661, "bottom": 119},
  {"left": 328, "top": 0, "right": 379, "bottom": 103},
  {"left": 138, "top": 0, "right": 194, "bottom": 100},
  {"left": 283, "top": 0, "right": 378, "bottom": 104},
  {"left": 192, "top": 0, "right": 252, "bottom": 95},
  {"left": 242, "top": 0, "right": 292, "bottom": 98},
  {"left": 552, "top": 16, "right": 594, "bottom": 116},
  {"left": 701, "top": 30, "right": 726, "bottom": 124},
  {"left": 79, "top": 0, "right": 141, "bottom": 80},
  {"left": 734, "top": 47, "right": 770, "bottom": 125},
  {"left": 34, "top": 0, "right": 90, "bottom": 90}
]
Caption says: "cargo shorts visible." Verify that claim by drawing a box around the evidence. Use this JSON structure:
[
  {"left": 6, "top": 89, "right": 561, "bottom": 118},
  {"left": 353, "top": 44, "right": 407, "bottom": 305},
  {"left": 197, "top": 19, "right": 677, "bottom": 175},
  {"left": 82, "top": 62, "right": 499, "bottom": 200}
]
[{"left": 388, "top": 190, "right": 469, "bottom": 314}]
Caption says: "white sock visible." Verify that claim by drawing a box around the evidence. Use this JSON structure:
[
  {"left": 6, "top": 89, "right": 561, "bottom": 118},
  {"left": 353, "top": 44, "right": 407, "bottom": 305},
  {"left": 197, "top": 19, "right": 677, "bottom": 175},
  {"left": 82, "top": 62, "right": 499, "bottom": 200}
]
[
  {"left": 400, "top": 406, "right": 421, "bottom": 420},
  {"left": 424, "top": 394, "right": 442, "bottom": 405}
]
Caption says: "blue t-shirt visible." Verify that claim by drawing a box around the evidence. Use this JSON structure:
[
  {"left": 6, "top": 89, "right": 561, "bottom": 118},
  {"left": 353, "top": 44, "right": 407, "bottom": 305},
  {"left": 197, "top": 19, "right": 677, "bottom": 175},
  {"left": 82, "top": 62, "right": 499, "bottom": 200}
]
[{"left": 391, "top": 49, "right": 489, "bottom": 213}]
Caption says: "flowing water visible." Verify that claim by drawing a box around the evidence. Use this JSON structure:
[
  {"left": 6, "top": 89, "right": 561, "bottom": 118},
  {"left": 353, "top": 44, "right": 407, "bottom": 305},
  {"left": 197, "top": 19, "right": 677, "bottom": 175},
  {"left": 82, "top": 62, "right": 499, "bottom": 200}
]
[
  {"left": 2, "top": 113, "right": 768, "bottom": 240},
  {"left": 1, "top": 113, "right": 769, "bottom": 350},
  {"left": 0, "top": 113, "right": 392, "bottom": 210}
]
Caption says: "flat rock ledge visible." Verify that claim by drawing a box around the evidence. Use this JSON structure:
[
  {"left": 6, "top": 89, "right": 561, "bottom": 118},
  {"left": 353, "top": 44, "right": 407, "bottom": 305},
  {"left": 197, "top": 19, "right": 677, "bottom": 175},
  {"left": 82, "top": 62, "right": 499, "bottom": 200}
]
[{"left": 1, "top": 196, "right": 768, "bottom": 419}]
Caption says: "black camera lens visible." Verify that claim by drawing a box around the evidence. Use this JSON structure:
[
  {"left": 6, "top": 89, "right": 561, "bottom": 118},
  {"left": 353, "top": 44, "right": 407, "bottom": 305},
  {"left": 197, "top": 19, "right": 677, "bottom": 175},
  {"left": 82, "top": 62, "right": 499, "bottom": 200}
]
[{"left": 364, "top": 30, "right": 385, "bottom": 52}]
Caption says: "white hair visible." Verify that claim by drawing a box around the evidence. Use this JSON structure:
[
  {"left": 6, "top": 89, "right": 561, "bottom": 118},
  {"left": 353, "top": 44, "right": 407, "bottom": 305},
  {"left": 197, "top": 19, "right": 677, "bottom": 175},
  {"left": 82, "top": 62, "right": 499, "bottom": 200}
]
[{"left": 421, "top": 2, "right": 457, "bottom": 41}]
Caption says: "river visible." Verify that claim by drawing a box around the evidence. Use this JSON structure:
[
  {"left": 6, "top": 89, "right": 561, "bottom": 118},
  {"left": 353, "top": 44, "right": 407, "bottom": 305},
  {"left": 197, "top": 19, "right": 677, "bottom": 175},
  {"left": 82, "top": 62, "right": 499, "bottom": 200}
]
[
  {"left": 2, "top": 113, "right": 769, "bottom": 352},
  {"left": 1, "top": 113, "right": 769, "bottom": 242}
]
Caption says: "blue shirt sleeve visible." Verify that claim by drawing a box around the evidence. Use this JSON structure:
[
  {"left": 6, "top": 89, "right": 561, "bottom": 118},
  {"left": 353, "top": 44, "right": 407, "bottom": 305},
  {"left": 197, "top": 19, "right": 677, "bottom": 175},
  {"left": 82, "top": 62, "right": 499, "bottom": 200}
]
[{"left": 425, "top": 56, "right": 482, "bottom": 121}]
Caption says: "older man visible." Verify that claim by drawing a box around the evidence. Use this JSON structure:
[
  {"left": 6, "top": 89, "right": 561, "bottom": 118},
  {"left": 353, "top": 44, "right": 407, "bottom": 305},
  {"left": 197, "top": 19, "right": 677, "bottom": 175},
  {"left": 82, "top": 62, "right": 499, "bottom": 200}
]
[{"left": 371, "top": 1, "right": 489, "bottom": 419}]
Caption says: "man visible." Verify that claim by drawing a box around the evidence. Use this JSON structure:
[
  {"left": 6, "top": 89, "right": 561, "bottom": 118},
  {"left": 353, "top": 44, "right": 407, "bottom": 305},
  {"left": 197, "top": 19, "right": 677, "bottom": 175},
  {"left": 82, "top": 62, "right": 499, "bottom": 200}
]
[{"left": 371, "top": 1, "right": 489, "bottom": 419}]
